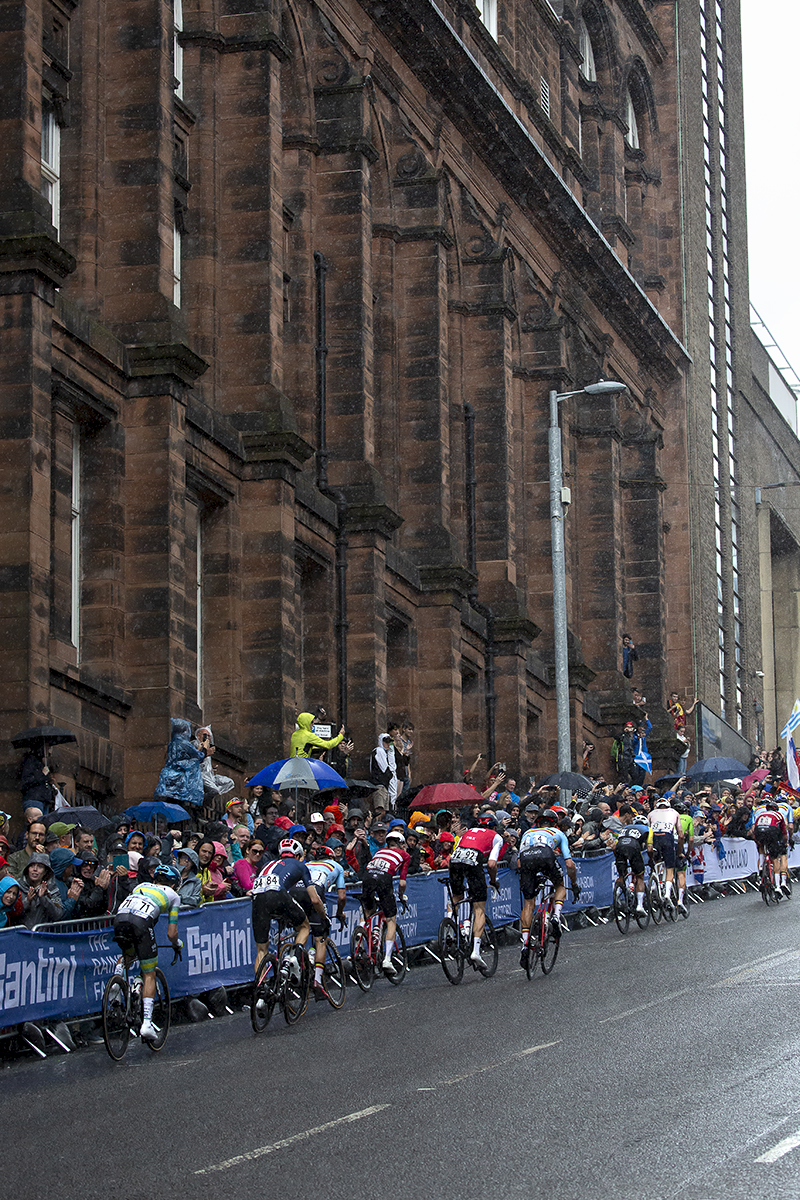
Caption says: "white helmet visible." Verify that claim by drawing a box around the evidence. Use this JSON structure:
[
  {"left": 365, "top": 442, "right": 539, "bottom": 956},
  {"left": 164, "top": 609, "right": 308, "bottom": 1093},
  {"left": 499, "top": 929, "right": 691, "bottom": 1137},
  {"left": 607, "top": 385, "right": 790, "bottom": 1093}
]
[{"left": 386, "top": 830, "right": 406, "bottom": 846}]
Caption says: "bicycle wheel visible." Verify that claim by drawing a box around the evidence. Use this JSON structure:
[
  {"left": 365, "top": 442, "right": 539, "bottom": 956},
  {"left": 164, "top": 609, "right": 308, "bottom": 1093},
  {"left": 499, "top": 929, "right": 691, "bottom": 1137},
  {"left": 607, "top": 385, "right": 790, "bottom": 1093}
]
[
  {"left": 526, "top": 916, "right": 541, "bottom": 979},
  {"left": 281, "top": 944, "right": 310, "bottom": 1024},
  {"left": 540, "top": 916, "right": 560, "bottom": 975},
  {"left": 251, "top": 953, "right": 278, "bottom": 1033},
  {"left": 144, "top": 969, "right": 171, "bottom": 1052},
  {"left": 381, "top": 926, "right": 408, "bottom": 985},
  {"left": 784, "top": 870, "right": 793, "bottom": 899},
  {"left": 102, "top": 975, "right": 130, "bottom": 1061},
  {"left": 349, "top": 925, "right": 373, "bottom": 992},
  {"left": 613, "top": 880, "right": 630, "bottom": 934},
  {"left": 438, "top": 917, "right": 464, "bottom": 985},
  {"left": 322, "top": 939, "right": 347, "bottom": 1009},
  {"left": 648, "top": 877, "right": 663, "bottom": 924},
  {"left": 476, "top": 919, "right": 499, "bottom": 978},
  {"left": 760, "top": 864, "right": 773, "bottom": 905},
  {"left": 679, "top": 887, "right": 690, "bottom": 919},
  {"left": 634, "top": 889, "right": 651, "bottom": 929},
  {"left": 665, "top": 880, "right": 679, "bottom": 922}
]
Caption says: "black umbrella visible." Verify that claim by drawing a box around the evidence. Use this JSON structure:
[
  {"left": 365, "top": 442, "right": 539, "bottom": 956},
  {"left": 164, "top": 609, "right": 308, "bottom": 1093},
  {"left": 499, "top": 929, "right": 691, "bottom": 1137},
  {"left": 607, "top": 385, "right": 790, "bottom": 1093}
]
[
  {"left": 686, "top": 757, "right": 750, "bottom": 784},
  {"left": 11, "top": 725, "right": 77, "bottom": 749},
  {"left": 43, "top": 806, "right": 113, "bottom": 832},
  {"left": 538, "top": 771, "right": 595, "bottom": 792},
  {"left": 654, "top": 774, "right": 683, "bottom": 789},
  {"left": 344, "top": 779, "right": 379, "bottom": 796}
]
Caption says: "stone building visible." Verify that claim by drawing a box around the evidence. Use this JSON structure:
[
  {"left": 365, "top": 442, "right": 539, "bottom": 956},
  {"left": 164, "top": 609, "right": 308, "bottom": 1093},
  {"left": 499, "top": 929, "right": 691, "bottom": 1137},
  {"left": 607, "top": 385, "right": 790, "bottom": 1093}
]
[{"left": 1, "top": 0, "right": 762, "bottom": 813}]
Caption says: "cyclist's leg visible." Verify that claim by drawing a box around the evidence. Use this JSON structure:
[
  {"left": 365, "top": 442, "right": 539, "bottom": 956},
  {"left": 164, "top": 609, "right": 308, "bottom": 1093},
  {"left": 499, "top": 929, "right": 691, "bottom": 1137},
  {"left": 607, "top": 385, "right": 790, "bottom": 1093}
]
[
  {"left": 252, "top": 895, "right": 273, "bottom": 975},
  {"left": 136, "top": 921, "right": 159, "bottom": 1038},
  {"left": 377, "top": 877, "right": 399, "bottom": 968}
]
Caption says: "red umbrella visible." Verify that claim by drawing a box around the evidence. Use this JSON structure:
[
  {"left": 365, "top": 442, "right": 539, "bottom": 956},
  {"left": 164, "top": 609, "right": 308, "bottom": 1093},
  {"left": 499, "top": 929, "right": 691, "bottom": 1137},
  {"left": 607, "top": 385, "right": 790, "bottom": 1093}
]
[
  {"left": 741, "top": 768, "right": 769, "bottom": 791},
  {"left": 410, "top": 782, "right": 481, "bottom": 810}
]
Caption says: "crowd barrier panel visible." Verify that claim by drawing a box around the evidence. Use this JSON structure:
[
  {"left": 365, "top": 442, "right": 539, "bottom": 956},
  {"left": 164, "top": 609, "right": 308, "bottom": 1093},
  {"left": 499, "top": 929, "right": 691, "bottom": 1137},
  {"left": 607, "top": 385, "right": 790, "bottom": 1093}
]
[{"left": 0, "top": 854, "right": 624, "bottom": 1028}]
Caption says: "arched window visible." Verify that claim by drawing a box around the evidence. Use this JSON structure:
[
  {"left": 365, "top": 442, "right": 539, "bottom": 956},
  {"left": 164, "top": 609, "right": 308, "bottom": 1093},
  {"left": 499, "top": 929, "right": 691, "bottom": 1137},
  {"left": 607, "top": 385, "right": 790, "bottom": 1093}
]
[
  {"left": 578, "top": 17, "right": 597, "bottom": 82},
  {"left": 624, "top": 88, "right": 640, "bottom": 150}
]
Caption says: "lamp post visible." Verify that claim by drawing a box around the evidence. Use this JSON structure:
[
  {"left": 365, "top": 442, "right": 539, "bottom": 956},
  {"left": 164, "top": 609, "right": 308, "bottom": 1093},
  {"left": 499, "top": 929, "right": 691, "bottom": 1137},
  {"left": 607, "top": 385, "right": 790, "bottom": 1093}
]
[{"left": 549, "top": 380, "right": 627, "bottom": 772}]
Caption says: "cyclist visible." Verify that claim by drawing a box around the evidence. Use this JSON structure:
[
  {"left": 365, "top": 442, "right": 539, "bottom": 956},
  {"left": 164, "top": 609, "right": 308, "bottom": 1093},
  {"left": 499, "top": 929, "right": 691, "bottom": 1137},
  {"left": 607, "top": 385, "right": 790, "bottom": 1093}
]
[
  {"left": 361, "top": 828, "right": 410, "bottom": 976},
  {"left": 518, "top": 808, "right": 578, "bottom": 964},
  {"left": 774, "top": 792, "right": 794, "bottom": 897},
  {"left": 112, "top": 863, "right": 182, "bottom": 1041},
  {"left": 673, "top": 801, "right": 694, "bottom": 914},
  {"left": 647, "top": 797, "right": 683, "bottom": 909},
  {"left": 251, "top": 838, "right": 327, "bottom": 984},
  {"left": 613, "top": 804, "right": 650, "bottom": 916},
  {"left": 752, "top": 801, "right": 788, "bottom": 893},
  {"left": 448, "top": 813, "right": 503, "bottom": 968},
  {"left": 305, "top": 844, "right": 347, "bottom": 1001}
]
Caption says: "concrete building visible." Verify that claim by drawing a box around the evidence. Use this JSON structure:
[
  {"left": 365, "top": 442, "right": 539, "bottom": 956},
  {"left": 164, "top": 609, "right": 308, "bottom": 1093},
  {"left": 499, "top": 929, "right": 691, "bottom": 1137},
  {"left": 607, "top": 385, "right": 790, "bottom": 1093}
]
[{"left": 2, "top": 0, "right": 793, "bottom": 814}]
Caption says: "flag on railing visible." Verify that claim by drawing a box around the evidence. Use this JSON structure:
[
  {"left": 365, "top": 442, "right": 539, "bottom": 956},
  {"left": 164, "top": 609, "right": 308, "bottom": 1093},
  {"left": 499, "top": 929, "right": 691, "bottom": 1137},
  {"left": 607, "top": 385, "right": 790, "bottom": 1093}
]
[
  {"left": 781, "top": 699, "right": 800, "bottom": 741},
  {"left": 788, "top": 735, "right": 800, "bottom": 791}
]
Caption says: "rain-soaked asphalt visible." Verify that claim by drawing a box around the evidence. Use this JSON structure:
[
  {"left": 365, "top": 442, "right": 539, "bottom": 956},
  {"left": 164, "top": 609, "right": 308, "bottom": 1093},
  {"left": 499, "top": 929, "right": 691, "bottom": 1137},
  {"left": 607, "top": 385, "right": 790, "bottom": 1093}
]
[{"left": 3, "top": 888, "right": 800, "bottom": 1200}]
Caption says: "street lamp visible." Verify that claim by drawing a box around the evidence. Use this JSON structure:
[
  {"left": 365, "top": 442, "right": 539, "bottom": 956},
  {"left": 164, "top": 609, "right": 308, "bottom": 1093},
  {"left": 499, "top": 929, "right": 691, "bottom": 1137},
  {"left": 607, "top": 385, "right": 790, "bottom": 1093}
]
[{"left": 549, "top": 380, "right": 628, "bottom": 772}]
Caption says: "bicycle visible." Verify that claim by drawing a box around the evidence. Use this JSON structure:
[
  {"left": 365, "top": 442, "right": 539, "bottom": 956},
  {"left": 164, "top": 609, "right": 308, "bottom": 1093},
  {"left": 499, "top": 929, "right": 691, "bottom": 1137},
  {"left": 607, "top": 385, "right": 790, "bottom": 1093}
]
[
  {"left": 251, "top": 921, "right": 312, "bottom": 1033},
  {"left": 350, "top": 890, "right": 409, "bottom": 991},
  {"left": 647, "top": 856, "right": 678, "bottom": 924},
  {"left": 612, "top": 864, "right": 651, "bottom": 934},
  {"left": 759, "top": 849, "right": 780, "bottom": 906},
  {"left": 520, "top": 877, "right": 567, "bottom": 979},
  {"left": 102, "top": 944, "right": 180, "bottom": 1061},
  {"left": 436, "top": 877, "right": 499, "bottom": 985}
]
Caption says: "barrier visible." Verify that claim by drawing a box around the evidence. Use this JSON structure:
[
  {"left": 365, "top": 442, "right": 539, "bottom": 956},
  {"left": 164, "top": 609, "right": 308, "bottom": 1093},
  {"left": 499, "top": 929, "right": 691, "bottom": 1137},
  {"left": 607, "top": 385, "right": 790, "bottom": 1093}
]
[{"left": 0, "top": 852, "right": 634, "bottom": 1029}]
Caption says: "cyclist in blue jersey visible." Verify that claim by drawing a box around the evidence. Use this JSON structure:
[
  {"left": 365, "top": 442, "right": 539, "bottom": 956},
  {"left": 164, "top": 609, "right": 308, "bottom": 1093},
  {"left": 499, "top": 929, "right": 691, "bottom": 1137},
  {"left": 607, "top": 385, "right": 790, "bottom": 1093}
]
[
  {"left": 251, "top": 838, "right": 327, "bottom": 981},
  {"left": 517, "top": 809, "right": 578, "bottom": 964},
  {"left": 112, "top": 863, "right": 182, "bottom": 1041},
  {"left": 304, "top": 845, "right": 347, "bottom": 1001}
]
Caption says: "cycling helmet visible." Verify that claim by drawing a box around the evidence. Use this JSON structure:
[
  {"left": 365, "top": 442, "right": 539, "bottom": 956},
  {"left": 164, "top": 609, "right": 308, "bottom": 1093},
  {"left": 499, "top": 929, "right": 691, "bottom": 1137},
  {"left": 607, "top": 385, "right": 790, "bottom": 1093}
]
[
  {"left": 153, "top": 863, "right": 181, "bottom": 888},
  {"left": 477, "top": 814, "right": 497, "bottom": 828},
  {"left": 314, "top": 843, "right": 334, "bottom": 858},
  {"left": 385, "top": 829, "right": 406, "bottom": 846},
  {"left": 279, "top": 838, "right": 304, "bottom": 859},
  {"left": 540, "top": 809, "right": 560, "bottom": 826},
  {"left": 550, "top": 805, "right": 568, "bottom": 819}
]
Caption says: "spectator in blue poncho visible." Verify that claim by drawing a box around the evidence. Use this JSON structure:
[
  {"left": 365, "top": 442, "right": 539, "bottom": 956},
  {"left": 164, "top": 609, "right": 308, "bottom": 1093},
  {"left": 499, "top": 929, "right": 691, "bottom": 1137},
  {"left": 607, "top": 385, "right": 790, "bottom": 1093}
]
[{"left": 154, "top": 718, "right": 206, "bottom": 808}]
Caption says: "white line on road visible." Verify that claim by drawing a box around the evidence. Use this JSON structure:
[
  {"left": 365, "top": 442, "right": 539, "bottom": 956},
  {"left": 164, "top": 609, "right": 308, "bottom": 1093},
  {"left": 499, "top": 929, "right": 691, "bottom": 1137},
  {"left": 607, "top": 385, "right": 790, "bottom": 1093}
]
[
  {"left": 194, "top": 1104, "right": 391, "bottom": 1174},
  {"left": 517, "top": 1040, "right": 562, "bottom": 1057},
  {"left": 755, "top": 1130, "right": 800, "bottom": 1164},
  {"left": 368, "top": 1004, "right": 396, "bottom": 1013},
  {"left": 599, "top": 987, "right": 693, "bottom": 1024}
]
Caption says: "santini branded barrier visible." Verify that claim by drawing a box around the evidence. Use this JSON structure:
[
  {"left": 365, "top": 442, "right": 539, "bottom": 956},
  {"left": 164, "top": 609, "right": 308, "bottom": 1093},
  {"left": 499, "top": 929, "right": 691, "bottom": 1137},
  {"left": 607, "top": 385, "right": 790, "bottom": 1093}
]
[{"left": 0, "top": 852, "right": 624, "bottom": 1029}]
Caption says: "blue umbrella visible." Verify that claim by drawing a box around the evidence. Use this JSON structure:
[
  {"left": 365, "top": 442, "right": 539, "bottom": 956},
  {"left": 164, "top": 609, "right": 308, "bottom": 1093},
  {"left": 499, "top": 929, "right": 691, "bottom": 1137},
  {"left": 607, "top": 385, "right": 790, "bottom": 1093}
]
[
  {"left": 124, "top": 800, "right": 192, "bottom": 823},
  {"left": 685, "top": 757, "right": 750, "bottom": 784},
  {"left": 248, "top": 758, "right": 348, "bottom": 791}
]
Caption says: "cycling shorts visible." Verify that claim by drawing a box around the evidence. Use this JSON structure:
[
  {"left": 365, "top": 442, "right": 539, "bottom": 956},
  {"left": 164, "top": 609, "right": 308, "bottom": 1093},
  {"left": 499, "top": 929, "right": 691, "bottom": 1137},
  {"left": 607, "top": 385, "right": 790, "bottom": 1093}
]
[
  {"left": 518, "top": 847, "right": 562, "bottom": 898},
  {"left": 252, "top": 889, "right": 308, "bottom": 943},
  {"left": 113, "top": 914, "right": 158, "bottom": 972},
  {"left": 288, "top": 885, "right": 331, "bottom": 938},
  {"left": 651, "top": 833, "right": 677, "bottom": 870},
  {"left": 449, "top": 862, "right": 487, "bottom": 904},
  {"left": 754, "top": 828, "right": 783, "bottom": 859},
  {"left": 362, "top": 870, "right": 397, "bottom": 918},
  {"left": 614, "top": 840, "right": 646, "bottom": 878}
]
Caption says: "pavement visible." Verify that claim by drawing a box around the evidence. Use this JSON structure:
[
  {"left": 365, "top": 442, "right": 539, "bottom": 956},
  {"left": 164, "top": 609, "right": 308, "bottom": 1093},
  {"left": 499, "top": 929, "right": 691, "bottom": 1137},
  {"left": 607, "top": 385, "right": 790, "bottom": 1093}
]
[{"left": 3, "top": 889, "right": 800, "bottom": 1200}]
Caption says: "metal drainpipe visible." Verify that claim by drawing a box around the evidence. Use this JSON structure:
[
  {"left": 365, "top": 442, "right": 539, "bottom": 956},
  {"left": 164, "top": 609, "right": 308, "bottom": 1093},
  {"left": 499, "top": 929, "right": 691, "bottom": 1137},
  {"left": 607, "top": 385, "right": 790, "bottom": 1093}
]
[
  {"left": 314, "top": 250, "right": 348, "bottom": 728},
  {"left": 464, "top": 404, "right": 496, "bottom": 764},
  {"left": 314, "top": 251, "right": 329, "bottom": 491}
]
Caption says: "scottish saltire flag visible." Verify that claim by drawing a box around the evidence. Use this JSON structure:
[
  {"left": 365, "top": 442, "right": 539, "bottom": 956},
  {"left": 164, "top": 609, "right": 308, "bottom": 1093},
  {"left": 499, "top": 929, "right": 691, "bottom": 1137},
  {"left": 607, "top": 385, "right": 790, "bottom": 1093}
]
[
  {"left": 788, "top": 735, "right": 800, "bottom": 791},
  {"left": 780, "top": 699, "right": 800, "bottom": 740}
]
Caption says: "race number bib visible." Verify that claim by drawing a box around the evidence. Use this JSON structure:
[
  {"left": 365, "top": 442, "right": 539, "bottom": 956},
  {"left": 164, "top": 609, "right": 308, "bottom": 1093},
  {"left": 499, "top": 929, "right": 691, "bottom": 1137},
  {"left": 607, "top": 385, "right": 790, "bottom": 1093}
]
[
  {"left": 119, "top": 895, "right": 158, "bottom": 920},
  {"left": 451, "top": 847, "right": 479, "bottom": 866},
  {"left": 252, "top": 873, "right": 280, "bottom": 894}
]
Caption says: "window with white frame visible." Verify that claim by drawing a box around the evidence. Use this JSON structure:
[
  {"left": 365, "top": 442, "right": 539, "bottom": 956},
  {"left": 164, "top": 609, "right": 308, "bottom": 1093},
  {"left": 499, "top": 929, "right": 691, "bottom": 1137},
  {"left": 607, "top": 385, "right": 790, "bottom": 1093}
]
[
  {"left": 174, "top": 0, "right": 184, "bottom": 98},
  {"left": 624, "top": 88, "right": 639, "bottom": 149},
  {"left": 173, "top": 217, "right": 182, "bottom": 307},
  {"left": 578, "top": 17, "right": 597, "bottom": 82},
  {"left": 477, "top": 0, "right": 497, "bottom": 41},
  {"left": 41, "top": 101, "right": 61, "bottom": 236},
  {"left": 540, "top": 76, "right": 551, "bottom": 119}
]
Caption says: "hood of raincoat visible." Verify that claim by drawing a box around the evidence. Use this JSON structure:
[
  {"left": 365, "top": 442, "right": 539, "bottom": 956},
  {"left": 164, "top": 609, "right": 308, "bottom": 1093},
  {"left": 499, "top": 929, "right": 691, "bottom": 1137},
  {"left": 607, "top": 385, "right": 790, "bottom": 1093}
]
[{"left": 23, "top": 852, "right": 54, "bottom": 882}]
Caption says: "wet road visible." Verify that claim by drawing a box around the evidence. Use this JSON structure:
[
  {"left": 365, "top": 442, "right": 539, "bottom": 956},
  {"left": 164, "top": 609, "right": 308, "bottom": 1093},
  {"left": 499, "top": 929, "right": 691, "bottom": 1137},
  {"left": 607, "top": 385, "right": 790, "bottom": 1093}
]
[{"left": 4, "top": 889, "right": 800, "bottom": 1200}]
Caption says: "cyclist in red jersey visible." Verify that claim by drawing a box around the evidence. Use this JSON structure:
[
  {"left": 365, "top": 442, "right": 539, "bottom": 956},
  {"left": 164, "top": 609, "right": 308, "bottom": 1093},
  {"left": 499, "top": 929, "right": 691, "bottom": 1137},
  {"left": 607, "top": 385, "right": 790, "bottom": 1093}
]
[
  {"left": 448, "top": 814, "right": 503, "bottom": 968},
  {"left": 361, "top": 829, "right": 410, "bottom": 976},
  {"left": 752, "top": 802, "right": 788, "bottom": 882}
]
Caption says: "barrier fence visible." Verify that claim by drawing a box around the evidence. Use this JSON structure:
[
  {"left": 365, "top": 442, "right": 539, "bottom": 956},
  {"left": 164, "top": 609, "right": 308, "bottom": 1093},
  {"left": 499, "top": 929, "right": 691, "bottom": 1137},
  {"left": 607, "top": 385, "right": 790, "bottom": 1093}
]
[{"left": 0, "top": 839, "right": 784, "bottom": 1030}]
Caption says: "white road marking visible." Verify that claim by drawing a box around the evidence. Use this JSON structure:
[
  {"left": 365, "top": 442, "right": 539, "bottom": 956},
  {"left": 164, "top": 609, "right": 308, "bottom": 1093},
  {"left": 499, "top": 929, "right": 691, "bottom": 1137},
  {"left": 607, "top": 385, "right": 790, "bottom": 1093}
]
[
  {"left": 755, "top": 1129, "right": 800, "bottom": 1163},
  {"left": 716, "top": 950, "right": 800, "bottom": 987},
  {"left": 599, "top": 987, "right": 693, "bottom": 1024},
  {"left": 516, "top": 1040, "right": 562, "bottom": 1057},
  {"left": 720, "top": 947, "right": 792, "bottom": 976},
  {"left": 194, "top": 1104, "right": 391, "bottom": 1174},
  {"left": 368, "top": 1004, "right": 396, "bottom": 1013}
]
